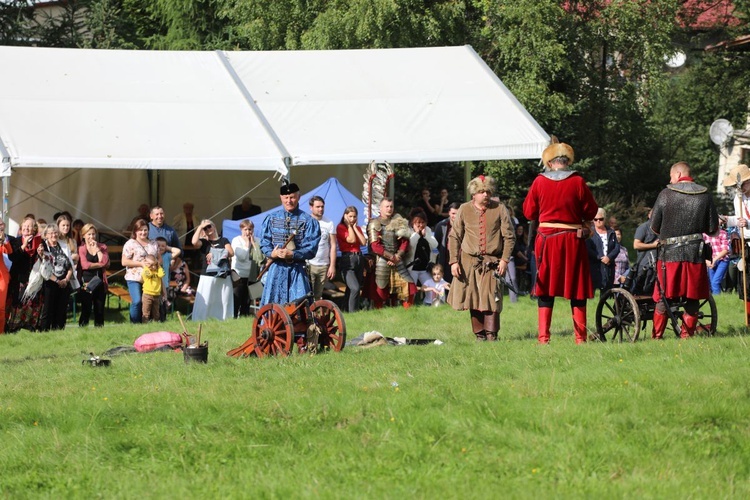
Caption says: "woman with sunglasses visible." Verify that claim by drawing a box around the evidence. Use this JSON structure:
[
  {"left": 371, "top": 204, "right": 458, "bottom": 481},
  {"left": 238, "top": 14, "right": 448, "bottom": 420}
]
[
  {"left": 586, "top": 208, "right": 619, "bottom": 295},
  {"left": 191, "top": 219, "right": 234, "bottom": 321}
]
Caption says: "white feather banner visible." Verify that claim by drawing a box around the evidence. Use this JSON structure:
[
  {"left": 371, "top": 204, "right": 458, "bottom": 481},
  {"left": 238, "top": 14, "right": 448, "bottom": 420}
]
[{"left": 362, "top": 161, "right": 394, "bottom": 226}]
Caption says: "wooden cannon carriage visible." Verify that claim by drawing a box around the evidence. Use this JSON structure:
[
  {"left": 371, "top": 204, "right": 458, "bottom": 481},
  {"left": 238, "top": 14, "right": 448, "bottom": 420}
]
[{"left": 227, "top": 294, "right": 346, "bottom": 358}]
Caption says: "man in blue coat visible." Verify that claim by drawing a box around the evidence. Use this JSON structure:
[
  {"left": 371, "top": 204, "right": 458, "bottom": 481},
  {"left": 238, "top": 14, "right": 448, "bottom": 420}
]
[{"left": 260, "top": 182, "right": 321, "bottom": 308}]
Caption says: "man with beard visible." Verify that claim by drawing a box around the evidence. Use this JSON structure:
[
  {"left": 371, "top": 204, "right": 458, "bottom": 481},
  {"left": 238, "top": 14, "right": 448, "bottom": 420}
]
[
  {"left": 448, "top": 175, "right": 515, "bottom": 341},
  {"left": 260, "top": 183, "right": 320, "bottom": 307},
  {"left": 367, "top": 198, "right": 416, "bottom": 308}
]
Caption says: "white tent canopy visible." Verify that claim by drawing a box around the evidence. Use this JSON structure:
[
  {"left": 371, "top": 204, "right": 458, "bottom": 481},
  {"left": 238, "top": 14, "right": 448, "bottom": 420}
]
[
  {"left": 226, "top": 46, "right": 549, "bottom": 164},
  {"left": 0, "top": 45, "right": 549, "bottom": 232},
  {"left": 0, "top": 47, "right": 288, "bottom": 173}
]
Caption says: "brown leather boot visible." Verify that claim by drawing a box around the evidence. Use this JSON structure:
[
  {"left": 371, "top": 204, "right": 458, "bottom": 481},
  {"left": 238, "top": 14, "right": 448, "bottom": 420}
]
[
  {"left": 471, "top": 310, "right": 485, "bottom": 341},
  {"left": 484, "top": 313, "right": 499, "bottom": 341},
  {"left": 652, "top": 311, "right": 667, "bottom": 339},
  {"left": 538, "top": 307, "right": 552, "bottom": 344},
  {"left": 572, "top": 306, "right": 587, "bottom": 344}
]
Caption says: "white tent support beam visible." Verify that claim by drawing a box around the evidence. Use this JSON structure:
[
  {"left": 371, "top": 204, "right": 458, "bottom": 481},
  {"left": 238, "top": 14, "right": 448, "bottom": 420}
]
[
  {"left": 214, "top": 50, "right": 291, "bottom": 171},
  {"left": 465, "top": 46, "right": 548, "bottom": 150},
  {"left": 0, "top": 135, "right": 10, "bottom": 171},
  {"left": 0, "top": 136, "right": 11, "bottom": 224}
]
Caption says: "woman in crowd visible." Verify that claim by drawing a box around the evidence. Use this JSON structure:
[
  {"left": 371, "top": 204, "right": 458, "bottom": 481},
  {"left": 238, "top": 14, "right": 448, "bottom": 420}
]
[
  {"left": 0, "top": 219, "right": 12, "bottom": 333},
  {"left": 39, "top": 223, "right": 74, "bottom": 331},
  {"left": 587, "top": 207, "right": 619, "bottom": 293},
  {"left": 336, "top": 206, "right": 367, "bottom": 312},
  {"left": 231, "top": 219, "right": 264, "bottom": 318},
  {"left": 72, "top": 219, "right": 85, "bottom": 246},
  {"left": 7, "top": 216, "right": 44, "bottom": 332},
  {"left": 78, "top": 223, "right": 110, "bottom": 327},
  {"left": 613, "top": 227, "right": 630, "bottom": 286},
  {"left": 121, "top": 219, "right": 158, "bottom": 323},
  {"left": 56, "top": 213, "right": 80, "bottom": 288},
  {"left": 191, "top": 219, "right": 234, "bottom": 321}
]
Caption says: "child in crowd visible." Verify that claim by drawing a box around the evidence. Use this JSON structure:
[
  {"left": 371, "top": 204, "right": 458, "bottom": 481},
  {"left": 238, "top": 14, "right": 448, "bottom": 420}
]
[
  {"left": 422, "top": 264, "right": 450, "bottom": 306},
  {"left": 170, "top": 254, "right": 193, "bottom": 296},
  {"left": 141, "top": 254, "right": 165, "bottom": 322},
  {"left": 156, "top": 236, "right": 182, "bottom": 320}
]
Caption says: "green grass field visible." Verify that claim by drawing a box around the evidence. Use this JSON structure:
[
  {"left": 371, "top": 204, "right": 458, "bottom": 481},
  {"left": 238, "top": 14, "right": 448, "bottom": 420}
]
[{"left": 1, "top": 293, "right": 749, "bottom": 498}]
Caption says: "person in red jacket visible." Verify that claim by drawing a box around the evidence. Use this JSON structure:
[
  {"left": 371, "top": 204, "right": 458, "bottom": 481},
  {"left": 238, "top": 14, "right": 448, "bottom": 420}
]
[
  {"left": 0, "top": 219, "right": 12, "bottom": 333},
  {"left": 523, "top": 141, "right": 598, "bottom": 344}
]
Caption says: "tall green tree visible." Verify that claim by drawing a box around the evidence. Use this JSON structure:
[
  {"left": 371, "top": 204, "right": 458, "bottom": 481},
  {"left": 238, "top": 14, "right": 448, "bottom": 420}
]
[
  {"left": 470, "top": 0, "right": 682, "bottom": 203},
  {"left": 0, "top": 0, "right": 34, "bottom": 46},
  {"left": 10, "top": 0, "right": 750, "bottom": 220}
]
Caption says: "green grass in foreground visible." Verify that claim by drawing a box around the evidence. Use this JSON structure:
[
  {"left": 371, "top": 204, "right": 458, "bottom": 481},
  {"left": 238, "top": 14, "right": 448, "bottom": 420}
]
[{"left": 1, "top": 293, "right": 750, "bottom": 498}]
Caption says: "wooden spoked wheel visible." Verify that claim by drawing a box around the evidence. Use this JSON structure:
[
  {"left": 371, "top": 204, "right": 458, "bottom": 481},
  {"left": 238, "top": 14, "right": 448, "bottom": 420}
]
[
  {"left": 310, "top": 300, "right": 347, "bottom": 352},
  {"left": 595, "top": 288, "right": 641, "bottom": 342},
  {"left": 694, "top": 295, "right": 718, "bottom": 336},
  {"left": 251, "top": 304, "right": 294, "bottom": 357}
]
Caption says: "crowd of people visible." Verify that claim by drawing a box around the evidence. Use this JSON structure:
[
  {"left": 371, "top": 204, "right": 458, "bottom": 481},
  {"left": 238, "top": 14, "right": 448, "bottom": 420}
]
[{"left": 2, "top": 148, "right": 744, "bottom": 345}]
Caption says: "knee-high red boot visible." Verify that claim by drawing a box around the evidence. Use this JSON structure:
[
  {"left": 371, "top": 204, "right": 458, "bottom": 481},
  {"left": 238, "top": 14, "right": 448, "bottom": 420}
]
[
  {"left": 538, "top": 307, "right": 553, "bottom": 344},
  {"left": 572, "top": 306, "right": 587, "bottom": 344},
  {"left": 681, "top": 312, "right": 698, "bottom": 339},
  {"left": 652, "top": 310, "right": 667, "bottom": 339}
]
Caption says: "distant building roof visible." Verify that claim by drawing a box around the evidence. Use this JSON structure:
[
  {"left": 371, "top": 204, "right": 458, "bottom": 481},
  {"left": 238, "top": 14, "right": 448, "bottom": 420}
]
[
  {"left": 706, "top": 34, "right": 750, "bottom": 51},
  {"left": 678, "top": 0, "right": 739, "bottom": 29},
  {"left": 562, "top": 0, "right": 739, "bottom": 30}
]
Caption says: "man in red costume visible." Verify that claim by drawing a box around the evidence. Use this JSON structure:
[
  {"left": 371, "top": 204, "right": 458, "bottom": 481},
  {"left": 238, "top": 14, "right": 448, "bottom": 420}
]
[
  {"left": 367, "top": 198, "right": 416, "bottom": 308},
  {"left": 650, "top": 161, "right": 718, "bottom": 339},
  {"left": 523, "top": 142, "right": 598, "bottom": 344}
]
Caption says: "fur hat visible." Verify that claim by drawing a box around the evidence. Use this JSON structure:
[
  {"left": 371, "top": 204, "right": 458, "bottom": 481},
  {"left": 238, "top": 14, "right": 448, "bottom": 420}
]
[
  {"left": 541, "top": 142, "right": 575, "bottom": 167},
  {"left": 721, "top": 164, "right": 750, "bottom": 187},
  {"left": 280, "top": 182, "right": 300, "bottom": 195},
  {"left": 467, "top": 175, "right": 497, "bottom": 196}
]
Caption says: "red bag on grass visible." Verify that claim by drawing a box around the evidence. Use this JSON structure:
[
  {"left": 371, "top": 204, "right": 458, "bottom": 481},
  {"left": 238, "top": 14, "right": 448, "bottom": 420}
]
[{"left": 134, "top": 331, "right": 184, "bottom": 353}]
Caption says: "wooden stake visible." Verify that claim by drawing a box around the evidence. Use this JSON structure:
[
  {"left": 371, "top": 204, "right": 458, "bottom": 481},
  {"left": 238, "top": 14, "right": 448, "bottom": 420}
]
[
  {"left": 176, "top": 311, "right": 191, "bottom": 345},
  {"left": 742, "top": 230, "right": 748, "bottom": 326},
  {"left": 735, "top": 172, "right": 748, "bottom": 326}
]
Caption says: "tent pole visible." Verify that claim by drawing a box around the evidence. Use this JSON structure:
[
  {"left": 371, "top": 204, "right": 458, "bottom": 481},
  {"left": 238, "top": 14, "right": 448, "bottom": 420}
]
[
  {"left": 146, "top": 170, "right": 157, "bottom": 208},
  {"left": 154, "top": 170, "right": 161, "bottom": 207},
  {"left": 463, "top": 162, "right": 472, "bottom": 202},
  {"left": 1, "top": 176, "right": 7, "bottom": 225},
  {"left": 0, "top": 136, "right": 11, "bottom": 224}
]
